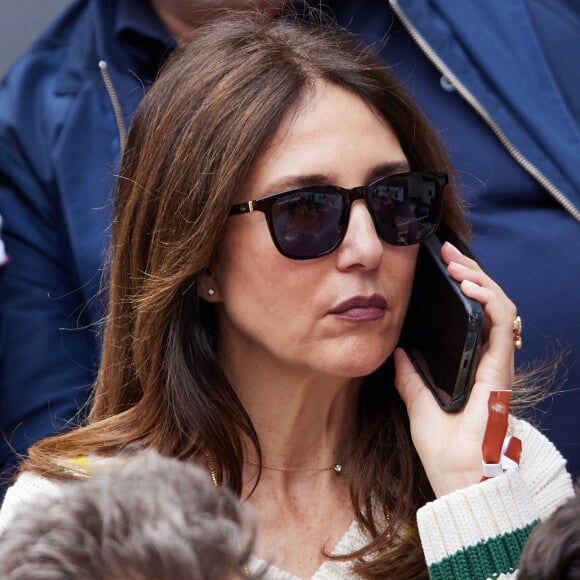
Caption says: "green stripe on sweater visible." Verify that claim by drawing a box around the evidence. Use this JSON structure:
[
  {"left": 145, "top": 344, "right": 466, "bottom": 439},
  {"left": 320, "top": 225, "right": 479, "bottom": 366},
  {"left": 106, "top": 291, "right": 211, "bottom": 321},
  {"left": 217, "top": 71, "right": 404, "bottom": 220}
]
[{"left": 428, "top": 520, "right": 539, "bottom": 580}]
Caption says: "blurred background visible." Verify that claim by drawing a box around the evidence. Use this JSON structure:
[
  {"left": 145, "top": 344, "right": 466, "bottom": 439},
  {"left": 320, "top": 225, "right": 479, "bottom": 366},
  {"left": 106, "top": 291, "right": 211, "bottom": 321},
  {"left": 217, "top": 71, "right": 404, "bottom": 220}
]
[{"left": 0, "top": 1, "right": 71, "bottom": 77}]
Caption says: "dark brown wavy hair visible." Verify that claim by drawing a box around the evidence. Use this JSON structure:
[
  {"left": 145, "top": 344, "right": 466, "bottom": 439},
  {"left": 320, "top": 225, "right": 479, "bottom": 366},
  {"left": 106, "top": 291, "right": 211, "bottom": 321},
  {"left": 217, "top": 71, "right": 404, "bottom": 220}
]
[{"left": 26, "top": 12, "right": 471, "bottom": 578}]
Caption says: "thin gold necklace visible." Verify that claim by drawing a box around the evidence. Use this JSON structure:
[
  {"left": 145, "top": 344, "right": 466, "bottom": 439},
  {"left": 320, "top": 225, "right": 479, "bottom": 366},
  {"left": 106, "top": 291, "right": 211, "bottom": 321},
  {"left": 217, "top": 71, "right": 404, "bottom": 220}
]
[
  {"left": 244, "top": 458, "right": 344, "bottom": 475},
  {"left": 202, "top": 447, "right": 252, "bottom": 577},
  {"left": 203, "top": 446, "right": 219, "bottom": 487},
  {"left": 203, "top": 448, "right": 392, "bottom": 570}
]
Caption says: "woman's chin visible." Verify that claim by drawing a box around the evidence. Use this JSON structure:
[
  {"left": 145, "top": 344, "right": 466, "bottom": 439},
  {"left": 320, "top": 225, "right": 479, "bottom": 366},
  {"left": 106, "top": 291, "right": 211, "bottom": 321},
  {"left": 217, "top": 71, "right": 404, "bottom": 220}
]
[{"left": 329, "top": 349, "right": 392, "bottom": 379}]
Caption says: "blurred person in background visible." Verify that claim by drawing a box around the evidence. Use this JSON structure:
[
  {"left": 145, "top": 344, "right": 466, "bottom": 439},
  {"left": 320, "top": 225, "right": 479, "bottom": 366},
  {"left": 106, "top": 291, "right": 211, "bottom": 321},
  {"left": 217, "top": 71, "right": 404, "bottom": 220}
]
[
  {"left": 0, "top": 450, "right": 259, "bottom": 580},
  {"left": 518, "top": 484, "right": 580, "bottom": 580}
]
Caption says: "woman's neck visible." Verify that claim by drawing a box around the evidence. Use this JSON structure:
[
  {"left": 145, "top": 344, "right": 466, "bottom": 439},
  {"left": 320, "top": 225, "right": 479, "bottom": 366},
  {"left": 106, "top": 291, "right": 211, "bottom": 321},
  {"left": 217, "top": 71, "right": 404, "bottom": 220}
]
[
  {"left": 149, "top": 0, "right": 220, "bottom": 44},
  {"left": 224, "top": 356, "right": 360, "bottom": 470},
  {"left": 149, "top": 1, "right": 290, "bottom": 45}
]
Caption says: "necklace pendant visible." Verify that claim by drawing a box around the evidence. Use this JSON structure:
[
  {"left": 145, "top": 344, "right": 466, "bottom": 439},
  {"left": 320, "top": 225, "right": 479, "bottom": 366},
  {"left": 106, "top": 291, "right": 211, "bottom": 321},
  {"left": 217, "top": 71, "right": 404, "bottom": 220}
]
[{"left": 334, "top": 463, "right": 343, "bottom": 475}]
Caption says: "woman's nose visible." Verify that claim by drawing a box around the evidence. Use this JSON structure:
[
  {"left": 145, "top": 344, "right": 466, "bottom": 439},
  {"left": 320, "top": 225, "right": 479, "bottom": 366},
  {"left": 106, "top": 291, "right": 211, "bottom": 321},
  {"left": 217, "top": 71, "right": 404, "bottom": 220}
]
[{"left": 335, "top": 200, "right": 383, "bottom": 270}]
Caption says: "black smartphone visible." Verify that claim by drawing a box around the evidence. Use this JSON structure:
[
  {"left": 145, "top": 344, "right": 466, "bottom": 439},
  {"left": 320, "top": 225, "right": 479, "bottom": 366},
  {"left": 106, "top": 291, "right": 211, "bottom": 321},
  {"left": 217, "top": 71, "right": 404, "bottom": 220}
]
[{"left": 398, "top": 235, "right": 483, "bottom": 411}]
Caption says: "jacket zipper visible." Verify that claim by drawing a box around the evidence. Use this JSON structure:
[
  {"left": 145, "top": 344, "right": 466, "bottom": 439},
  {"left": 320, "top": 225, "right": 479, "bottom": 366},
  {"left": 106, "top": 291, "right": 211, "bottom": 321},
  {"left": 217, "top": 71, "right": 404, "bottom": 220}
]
[
  {"left": 389, "top": 0, "right": 580, "bottom": 222},
  {"left": 98, "top": 60, "right": 127, "bottom": 151}
]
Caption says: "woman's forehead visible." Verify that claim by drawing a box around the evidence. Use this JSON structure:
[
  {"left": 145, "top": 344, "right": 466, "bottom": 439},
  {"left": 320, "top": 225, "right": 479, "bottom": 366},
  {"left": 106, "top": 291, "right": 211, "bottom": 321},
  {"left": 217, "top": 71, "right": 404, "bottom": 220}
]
[{"left": 243, "top": 81, "right": 407, "bottom": 197}]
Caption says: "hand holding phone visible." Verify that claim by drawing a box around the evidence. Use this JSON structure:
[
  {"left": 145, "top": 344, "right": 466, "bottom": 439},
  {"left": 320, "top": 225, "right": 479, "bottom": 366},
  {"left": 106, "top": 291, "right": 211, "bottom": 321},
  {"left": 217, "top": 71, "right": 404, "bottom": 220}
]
[
  {"left": 399, "top": 235, "right": 483, "bottom": 411},
  {"left": 395, "top": 237, "right": 520, "bottom": 495}
]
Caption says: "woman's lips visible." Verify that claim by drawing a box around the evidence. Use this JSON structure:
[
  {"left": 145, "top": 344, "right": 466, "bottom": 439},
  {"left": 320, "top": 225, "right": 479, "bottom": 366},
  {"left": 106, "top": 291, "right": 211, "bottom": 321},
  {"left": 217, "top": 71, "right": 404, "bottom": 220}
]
[{"left": 328, "top": 294, "right": 387, "bottom": 321}]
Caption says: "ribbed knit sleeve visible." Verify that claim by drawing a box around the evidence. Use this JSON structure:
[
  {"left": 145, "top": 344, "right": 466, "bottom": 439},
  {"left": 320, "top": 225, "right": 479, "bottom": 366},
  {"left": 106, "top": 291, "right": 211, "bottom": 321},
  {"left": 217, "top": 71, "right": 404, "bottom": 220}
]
[{"left": 416, "top": 417, "right": 573, "bottom": 580}]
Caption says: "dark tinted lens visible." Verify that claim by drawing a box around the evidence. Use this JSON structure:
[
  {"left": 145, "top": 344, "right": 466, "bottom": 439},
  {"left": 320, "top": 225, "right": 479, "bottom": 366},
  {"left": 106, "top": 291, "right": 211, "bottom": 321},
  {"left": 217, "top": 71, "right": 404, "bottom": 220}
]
[
  {"left": 369, "top": 174, "right": 442, "bottom": 245},
  {"left": 271, "top": 191, "right": 344, "bottom": 258}
]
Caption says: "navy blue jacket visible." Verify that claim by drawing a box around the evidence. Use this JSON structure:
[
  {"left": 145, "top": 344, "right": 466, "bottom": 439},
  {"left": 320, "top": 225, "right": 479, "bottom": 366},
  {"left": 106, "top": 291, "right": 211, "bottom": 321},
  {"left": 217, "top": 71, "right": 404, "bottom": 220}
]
[
  {"left": 1, "top": 0, "right": 579, "bottom": 490},
  {"left": 0, "top": 0, "right": 173, "bottom": 478},
  {"left": 376, "top": 0, "right": 580, "bottom": 478}
]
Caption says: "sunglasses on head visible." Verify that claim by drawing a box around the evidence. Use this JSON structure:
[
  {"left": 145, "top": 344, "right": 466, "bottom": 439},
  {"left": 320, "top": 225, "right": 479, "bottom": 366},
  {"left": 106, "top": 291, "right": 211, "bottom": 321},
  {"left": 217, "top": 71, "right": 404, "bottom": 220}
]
[{"left": 229, "top": 171, "right": 447, "bottom": 260}]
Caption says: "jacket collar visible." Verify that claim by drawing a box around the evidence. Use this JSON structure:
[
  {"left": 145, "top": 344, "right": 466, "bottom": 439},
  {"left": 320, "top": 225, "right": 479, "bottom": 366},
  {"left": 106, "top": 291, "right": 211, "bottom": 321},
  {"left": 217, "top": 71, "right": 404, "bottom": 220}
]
[
  {"left": 115, "top": 0, "right": 175, "bottom": 73},
  {"left": 392, "top": 0, "right": 580, "bottom": 218},
  {"left": 54, "top": 0, "right": 174, "bottom": 96}
]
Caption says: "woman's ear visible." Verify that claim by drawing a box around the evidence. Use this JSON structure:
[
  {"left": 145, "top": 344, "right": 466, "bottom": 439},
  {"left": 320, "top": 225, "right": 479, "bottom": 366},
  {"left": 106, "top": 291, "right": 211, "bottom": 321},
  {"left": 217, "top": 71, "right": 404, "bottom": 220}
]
[{"left": 198, "top": 269, "right": 220, "bottom": 302}]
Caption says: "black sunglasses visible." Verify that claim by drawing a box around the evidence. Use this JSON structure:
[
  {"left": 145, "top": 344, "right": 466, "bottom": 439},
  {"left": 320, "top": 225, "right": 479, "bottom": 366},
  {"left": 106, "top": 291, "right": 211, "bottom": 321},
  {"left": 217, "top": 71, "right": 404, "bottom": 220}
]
[{"left": 229, "top": 171, "right": 447, "bottom": 260}]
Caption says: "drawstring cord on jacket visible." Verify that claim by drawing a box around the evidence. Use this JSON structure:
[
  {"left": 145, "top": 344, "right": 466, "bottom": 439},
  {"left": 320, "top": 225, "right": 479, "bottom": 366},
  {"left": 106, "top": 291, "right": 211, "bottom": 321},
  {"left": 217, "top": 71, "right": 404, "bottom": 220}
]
[{"left": 98, "top": 60, "right": 127, "bottom": 150}]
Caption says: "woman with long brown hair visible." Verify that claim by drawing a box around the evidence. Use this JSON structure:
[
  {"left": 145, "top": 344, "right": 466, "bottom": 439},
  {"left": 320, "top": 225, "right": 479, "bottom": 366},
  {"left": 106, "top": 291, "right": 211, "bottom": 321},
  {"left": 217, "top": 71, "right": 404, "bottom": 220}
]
[{"left": 0, "top": 13, "right": 572, "bottom": 579}]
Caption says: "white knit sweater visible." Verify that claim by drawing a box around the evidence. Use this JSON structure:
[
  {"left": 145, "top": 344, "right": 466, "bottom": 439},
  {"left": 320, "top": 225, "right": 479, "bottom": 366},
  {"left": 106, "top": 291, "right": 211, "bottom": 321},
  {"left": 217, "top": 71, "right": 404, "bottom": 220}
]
[{"left": 0, "top": 417, "right": 573, "bottom": 579}]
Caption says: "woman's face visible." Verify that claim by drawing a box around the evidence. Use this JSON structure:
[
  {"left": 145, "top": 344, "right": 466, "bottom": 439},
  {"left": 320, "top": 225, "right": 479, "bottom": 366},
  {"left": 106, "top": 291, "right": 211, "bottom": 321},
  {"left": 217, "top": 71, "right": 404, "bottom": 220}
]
[{"left": 207, "top": 82, "right": 418, "bottom": 380}]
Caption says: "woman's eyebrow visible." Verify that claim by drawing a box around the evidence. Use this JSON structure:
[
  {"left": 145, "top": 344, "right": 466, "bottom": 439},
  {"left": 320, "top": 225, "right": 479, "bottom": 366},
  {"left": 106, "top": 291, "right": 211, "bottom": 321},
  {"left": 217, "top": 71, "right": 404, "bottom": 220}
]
[
  {"left": 260, "top": 173, "right": 332, "bottom": 196},
  {"left": 366, "top": 160, "right": 410, "bottom": 183},
  {"left": 258, "top": 160, "right": 411, "bottom": 197}
]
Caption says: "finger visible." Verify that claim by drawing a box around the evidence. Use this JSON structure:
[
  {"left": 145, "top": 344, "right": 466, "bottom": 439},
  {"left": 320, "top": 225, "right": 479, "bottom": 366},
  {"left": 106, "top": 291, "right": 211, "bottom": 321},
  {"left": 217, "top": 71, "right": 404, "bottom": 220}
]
[
  {"left": 443, "top": 243, "right": 517, "bottom": 357},
  {"left": 460, "top": 280, "right": 517, "bottom": 355},
  {"left": 443, "top": 245, "right": 513, "bottom": 318},
  {"left": 447, "top": 261, "right": 507, "bottom": 307},
  {"left": 447, "top": 261, "right": 488, "bottom": 286},
  {"left": 393, "top": 347, "right": 428, "bottom": 411},
  {"left": 442, "top": 242, "right": 517, "bottom": 395},
  {"left": 441, "top": 241, "right": 483, "bottom": 272}
]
